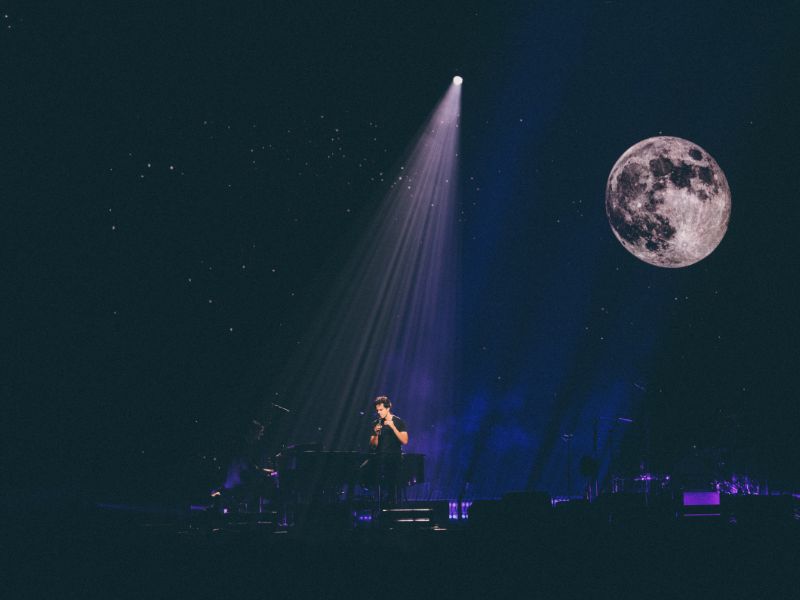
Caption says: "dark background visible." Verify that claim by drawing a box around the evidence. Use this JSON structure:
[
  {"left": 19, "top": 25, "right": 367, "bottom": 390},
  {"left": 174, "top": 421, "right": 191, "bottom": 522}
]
[{"left": 5, "top": 2, "right": 799, "bottom": 501}]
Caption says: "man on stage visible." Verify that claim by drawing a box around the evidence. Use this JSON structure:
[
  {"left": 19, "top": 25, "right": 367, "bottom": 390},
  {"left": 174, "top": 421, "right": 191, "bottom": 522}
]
[{"left": 368, "top": 396, "right": 408, "bottom": 506}]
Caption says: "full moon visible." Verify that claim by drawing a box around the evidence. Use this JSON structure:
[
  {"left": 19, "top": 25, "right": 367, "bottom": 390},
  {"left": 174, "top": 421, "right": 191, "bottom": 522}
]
[{"left": 605, "top": 136, "right": 731, "bottom": 268}]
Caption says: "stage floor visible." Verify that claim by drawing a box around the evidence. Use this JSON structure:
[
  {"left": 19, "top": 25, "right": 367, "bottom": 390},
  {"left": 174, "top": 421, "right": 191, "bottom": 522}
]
[{"left": 7, "top": 497, "right": 799, "bottom": 598}]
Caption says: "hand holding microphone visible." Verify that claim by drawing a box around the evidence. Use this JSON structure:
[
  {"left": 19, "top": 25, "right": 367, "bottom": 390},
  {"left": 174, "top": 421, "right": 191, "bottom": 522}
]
[{"left": 375, "top": 414, "right": 392, "bottom": 436}]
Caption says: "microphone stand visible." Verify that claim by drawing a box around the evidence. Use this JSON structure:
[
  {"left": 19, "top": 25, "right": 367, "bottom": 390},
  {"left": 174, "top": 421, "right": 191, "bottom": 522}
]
[
  {"left": 561, "top": 433, "right": 574, "bottom": 497},
  {"left": 592, "top": 416, "right": 634, "bottom": 500},
  {"left": 376, "top": 422, "right": 383, "bottom": 514}
]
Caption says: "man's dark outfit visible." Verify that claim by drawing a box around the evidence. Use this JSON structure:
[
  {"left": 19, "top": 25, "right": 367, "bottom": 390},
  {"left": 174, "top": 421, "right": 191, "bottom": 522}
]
[{"left": 369, "top": 415, "right": 407, "bottom": 505}]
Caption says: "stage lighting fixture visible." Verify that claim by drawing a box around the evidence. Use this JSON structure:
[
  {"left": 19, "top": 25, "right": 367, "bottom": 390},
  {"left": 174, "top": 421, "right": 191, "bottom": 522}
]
[{"left": 452, "top": 75, "right": 463, "bottom": 85}]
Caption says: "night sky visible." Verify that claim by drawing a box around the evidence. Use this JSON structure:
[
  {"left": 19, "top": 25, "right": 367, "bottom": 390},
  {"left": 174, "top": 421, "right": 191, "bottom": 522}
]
[{"left": 7, "top": 3, "right": 800, "bottom": 501}]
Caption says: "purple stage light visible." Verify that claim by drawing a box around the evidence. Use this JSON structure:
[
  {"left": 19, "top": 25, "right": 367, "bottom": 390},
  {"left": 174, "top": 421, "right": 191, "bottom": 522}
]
[
  {"left": 449, "top": 501, "right": 458, "bottom": 520},
  {"left": 265, "top": 79, "right": 462, "bottom": 499},
  {"left": 683, "top": 491, "right": 720, "bottom": 506}
]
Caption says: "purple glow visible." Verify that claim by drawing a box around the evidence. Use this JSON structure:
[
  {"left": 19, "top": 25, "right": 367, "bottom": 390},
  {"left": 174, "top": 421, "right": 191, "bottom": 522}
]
[
  {"left": 683, "top": 491, "right": 720, "bottom": 506},
  {"left": 353, "top": 511, "right": 373, "bottom": 523},
  {"left": 223, "top": 457, "right": 247, "bottom": 490},
  {"left": 448, "top": 499, "right": 472, "bottom": 520},
  {"left": 449, "top": 501, "right": 458, "bottom": 520}
]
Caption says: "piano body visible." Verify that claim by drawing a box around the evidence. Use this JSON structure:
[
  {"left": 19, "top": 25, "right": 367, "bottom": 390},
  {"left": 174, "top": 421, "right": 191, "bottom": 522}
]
[{"left": 275, "top": 446, "right": 424, "bottom": 502}]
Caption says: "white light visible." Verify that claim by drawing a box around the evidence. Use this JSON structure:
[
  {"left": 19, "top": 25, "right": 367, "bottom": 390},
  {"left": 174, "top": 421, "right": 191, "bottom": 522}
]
[{"left": 452, "top": 75, "right": 463, "bottom": 86}]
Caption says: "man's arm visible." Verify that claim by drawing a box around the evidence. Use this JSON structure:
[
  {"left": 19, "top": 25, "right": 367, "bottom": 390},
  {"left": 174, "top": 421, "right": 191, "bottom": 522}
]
[
  {"left": 384, "top": 416, "right": 409, "bottom": 445},
  {"left": 369, "top": 422, "right": 381, "bottom": 447}
]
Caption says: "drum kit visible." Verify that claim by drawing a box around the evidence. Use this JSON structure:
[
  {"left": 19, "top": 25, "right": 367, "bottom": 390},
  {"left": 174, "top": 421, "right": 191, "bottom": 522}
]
[
  {"left": 711, "top": 473, "right": 760, "bottom": 496},
  {"left": 580, "top": 413, "right": 762, "bottom": 500},
  {"left": 609, "top": 470, "right": 761, "bottom": 498},
  {"left": 610, "top": 472, "right": 671, "bottom": 495}
]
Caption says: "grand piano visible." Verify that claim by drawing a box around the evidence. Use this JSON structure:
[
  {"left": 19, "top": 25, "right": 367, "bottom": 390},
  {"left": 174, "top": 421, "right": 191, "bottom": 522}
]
[{"left": 275, "top": 445, "right": 424, "bottom": 502}]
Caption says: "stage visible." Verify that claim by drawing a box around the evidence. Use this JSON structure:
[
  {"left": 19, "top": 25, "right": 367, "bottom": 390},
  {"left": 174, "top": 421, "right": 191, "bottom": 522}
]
[{"left": 8, "top": 491, "right": 798, "bottom": 598}]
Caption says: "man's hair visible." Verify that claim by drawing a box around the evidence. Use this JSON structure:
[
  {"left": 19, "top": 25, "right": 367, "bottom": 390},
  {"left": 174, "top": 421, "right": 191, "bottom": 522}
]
[{"left": 373, "top": 395, "right": 391, "bottom": 409}]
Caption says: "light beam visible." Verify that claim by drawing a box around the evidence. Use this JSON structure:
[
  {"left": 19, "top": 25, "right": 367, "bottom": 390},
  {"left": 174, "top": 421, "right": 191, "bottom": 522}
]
[{"left": 266, "top": 80, "right": 462, "bottom": 499}]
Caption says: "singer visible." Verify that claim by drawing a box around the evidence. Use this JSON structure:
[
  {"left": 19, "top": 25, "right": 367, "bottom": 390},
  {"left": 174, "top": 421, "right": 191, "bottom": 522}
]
[
  {"left": 367, "top": 396, "right": 408, "bottom": 506},
  {"left": 369, "top": 396, "right": 408, "bottom": 450}
]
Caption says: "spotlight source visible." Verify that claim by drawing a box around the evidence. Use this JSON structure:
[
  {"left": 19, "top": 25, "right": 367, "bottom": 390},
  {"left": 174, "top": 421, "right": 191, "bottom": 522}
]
[{"left": 452, "top": 75, "right": 463, "bottom": 86}]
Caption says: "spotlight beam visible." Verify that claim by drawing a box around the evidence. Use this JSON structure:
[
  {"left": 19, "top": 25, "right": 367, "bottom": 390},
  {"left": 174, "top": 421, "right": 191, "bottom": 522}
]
[{"left": 265, "top": 81, "right": 461, "bottom": 498}]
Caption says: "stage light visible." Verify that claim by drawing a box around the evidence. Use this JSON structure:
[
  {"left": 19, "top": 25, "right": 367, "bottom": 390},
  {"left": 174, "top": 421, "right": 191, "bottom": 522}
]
[
  {"left": 452, "top": 75, "right": 463, "bottom": 86},
  {"left": 265, "top": 80, "right": 462, "bottom": 500}
]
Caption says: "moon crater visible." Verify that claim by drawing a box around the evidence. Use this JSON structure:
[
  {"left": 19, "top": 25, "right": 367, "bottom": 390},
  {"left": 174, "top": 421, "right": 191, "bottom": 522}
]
[{"left": 605, "top": 136, "right": 731, "bottom": 268}]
